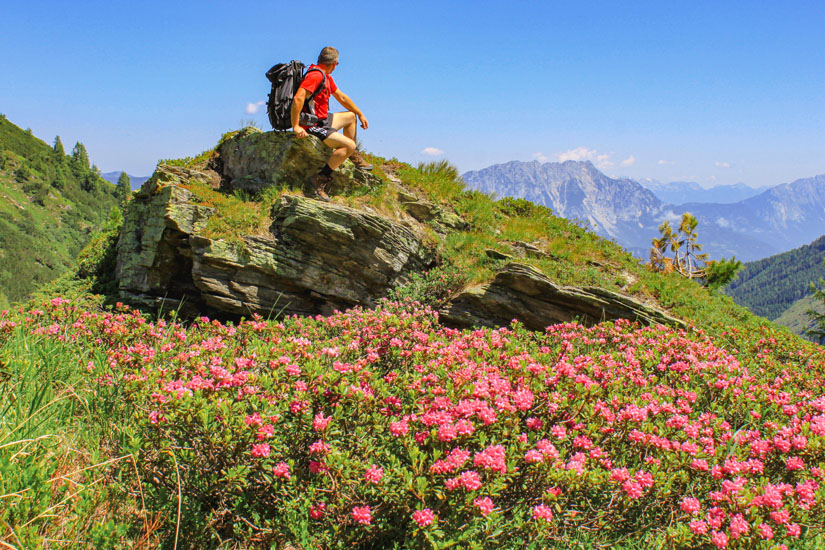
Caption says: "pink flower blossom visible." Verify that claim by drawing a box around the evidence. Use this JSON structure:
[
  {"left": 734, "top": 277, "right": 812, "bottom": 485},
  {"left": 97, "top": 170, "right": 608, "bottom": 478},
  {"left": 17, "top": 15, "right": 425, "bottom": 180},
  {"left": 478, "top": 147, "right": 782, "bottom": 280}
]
[
  {"left": 757, "top": 523, "right": 774, "bottom": 540},
  {"left": 389, "top": 419, "right": 409, "bottom": 436},
  {"left": 532, "top": 504, "right": 553, "bottom": 521},
  {"left": 680, "top": 497, "right": 701, "bottom": 515},
  {"left": 272, "top": 462, "right": 290, "bottom": 479},
  {"left": 313, "top": 412, "right": 331, "bottom": 432},
  {"left": 459, "top": 470, "right": 483, "bottom": 491},
  {"left": 710, "top": 530, "right": 728, "bottom": 548},
  {"left": 412, "top": 508, "right": 435, "bottom": 527},
  {"left": 473, "top": 496, "right": 494, "bottom": 516},
  {"left": 309, "top": 502, "right": 326, "bottom": 519},
  {"left": 251, "top": 443, "right": 270, "bottom": 458},
  {"left": 622, "top": 481, "right": 643, "bottom": 499},
  {"left": 364, "top": 464, "right": 384, "bottom": 484},
  {"left": 689, "top": 520, "right": 708, "bottom": 535},
  {"left": 729, "top": 514, "right": 749, "bottom": 539},
  {"left": 352, "top": 505, "right": 372, "bottom": 525}
]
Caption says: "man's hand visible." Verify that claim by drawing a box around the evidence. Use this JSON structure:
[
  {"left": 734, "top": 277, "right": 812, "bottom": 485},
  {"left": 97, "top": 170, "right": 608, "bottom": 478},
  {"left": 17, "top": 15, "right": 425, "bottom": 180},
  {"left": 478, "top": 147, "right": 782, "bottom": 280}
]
[
  {"left": 358, "top": 114, "right": 369, "bottom": 130},
  {"left": 294, "top": 126, "right": 308, "bottom": 139}
]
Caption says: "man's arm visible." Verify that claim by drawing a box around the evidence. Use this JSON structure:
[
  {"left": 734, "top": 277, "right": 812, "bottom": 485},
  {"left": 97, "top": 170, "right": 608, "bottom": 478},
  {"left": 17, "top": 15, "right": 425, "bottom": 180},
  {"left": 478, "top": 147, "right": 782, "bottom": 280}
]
[
  {"left": 333, "top": 89, "right": 369, "bottom": 129},
  {"left": 292, "top": 88, "right": 309, "bottom": 138}
]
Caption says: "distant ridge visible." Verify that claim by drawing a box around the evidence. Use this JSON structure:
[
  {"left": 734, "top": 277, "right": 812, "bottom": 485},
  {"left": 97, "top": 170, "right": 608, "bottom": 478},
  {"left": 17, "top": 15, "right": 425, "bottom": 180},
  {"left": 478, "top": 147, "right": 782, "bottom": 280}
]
[{"left": 463, "top": 160, "right": 825, "bottom": 262}]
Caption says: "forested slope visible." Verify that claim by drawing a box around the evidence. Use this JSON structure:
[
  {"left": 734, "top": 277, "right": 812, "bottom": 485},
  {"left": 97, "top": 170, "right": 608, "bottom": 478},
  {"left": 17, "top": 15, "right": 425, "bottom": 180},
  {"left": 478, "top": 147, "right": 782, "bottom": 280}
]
[
  {"left": 725, "top": 235, "right": 825, "bottom": 319},
  {"left": 0, "top": 115, "right": 119, "bottom": 306}
]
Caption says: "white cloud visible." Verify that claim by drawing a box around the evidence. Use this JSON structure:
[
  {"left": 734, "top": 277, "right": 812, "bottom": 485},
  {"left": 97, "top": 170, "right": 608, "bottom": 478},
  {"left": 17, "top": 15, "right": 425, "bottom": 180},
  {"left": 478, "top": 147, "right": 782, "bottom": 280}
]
[
  {"left": 715, "top": 161, "right": 731, "bottom": 168},
  {"left": 532, "top": 152, "right": 549, "bottom": 162},
  {"left": 658, "top": 159, "right": 673, "bottom": 165},
  {"left": 557, "top": 147, "right": 614, "bottom": 168},
  {"left": 621, "top": 155, "right": 636, "bottom": 167},
  {"left": 245, "top": 100, "right": 265, "bottom": 115},
  {"left": 421, "top": 147, "right": 444, "bottom": 156},
  {"left": 716, "top": 217, "right": 730, "bottom": 228}
]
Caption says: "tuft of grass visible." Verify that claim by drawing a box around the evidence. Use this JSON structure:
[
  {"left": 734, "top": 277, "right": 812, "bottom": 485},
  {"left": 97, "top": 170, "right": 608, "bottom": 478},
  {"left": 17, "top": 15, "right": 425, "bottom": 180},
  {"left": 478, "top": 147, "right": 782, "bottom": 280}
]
[{"left": 0, "top": 316, "right": 144, "bottom": 547}]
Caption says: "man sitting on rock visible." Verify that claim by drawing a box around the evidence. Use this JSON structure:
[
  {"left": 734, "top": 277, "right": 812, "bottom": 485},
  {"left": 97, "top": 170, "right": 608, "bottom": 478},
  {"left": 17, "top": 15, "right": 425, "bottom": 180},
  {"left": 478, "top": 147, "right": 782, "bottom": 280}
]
[{"left": 291, "top": 46, "right": 372, "bottom": 201}]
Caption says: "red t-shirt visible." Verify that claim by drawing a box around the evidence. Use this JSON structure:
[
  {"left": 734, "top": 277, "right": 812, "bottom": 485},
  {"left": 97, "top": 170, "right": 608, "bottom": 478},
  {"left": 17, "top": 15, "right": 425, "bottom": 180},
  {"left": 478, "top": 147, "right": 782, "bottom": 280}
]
[{"left": 299, "top": 65, "right": 337, "bottom": 125}]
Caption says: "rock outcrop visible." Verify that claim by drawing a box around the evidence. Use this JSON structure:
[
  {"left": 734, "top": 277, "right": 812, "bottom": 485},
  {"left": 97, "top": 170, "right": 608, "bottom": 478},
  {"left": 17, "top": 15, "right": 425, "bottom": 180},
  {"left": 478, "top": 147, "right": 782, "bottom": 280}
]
[
  {"left": 440, "top": 263, "right": 684, "bottom": 330},
  {"left": 116, "top": 162, "right": 435, "bottom": 318},
  {"left": 116, "top": 128, "right": 685, "bottom": 329}
]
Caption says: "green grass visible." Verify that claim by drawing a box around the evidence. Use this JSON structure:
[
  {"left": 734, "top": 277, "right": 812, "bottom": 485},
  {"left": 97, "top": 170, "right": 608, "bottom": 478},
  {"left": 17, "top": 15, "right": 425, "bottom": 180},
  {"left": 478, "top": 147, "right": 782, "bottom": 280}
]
[{"left": 0, "top": 317, "right": 143, "bottom": 547}]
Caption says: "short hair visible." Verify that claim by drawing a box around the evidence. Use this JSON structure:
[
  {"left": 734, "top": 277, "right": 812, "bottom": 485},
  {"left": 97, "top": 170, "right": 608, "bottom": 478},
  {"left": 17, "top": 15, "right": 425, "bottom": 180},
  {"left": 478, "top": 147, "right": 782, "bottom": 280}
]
[{"left": 317, "top": 47, "right": 339, "bottom": 66}]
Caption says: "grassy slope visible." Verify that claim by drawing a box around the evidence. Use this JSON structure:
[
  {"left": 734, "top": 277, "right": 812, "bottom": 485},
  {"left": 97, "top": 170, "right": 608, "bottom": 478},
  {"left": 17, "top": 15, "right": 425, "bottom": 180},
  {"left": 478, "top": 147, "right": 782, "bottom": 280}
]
[{"left": 0, "top": 117, "right": 120, "bottom": 307}]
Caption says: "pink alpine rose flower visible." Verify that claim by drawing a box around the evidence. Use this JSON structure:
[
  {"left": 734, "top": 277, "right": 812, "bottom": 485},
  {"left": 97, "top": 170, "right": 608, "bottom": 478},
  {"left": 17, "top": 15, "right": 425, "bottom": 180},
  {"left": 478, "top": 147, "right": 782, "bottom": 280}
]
[
  {"left": 272, "top": 462, "right": 290, "bottom": 479},
  {"left": 251, "top": 443, "right": 270, "bottom": 458},
  {"left": 352, "top": 505, "right": 372, "bottom": 525},
  {"left": 680, "top": 497, "right": 701, "bottom": 515},
  {"left": 473, "top": 496, "right": 495, "bottom": 516},
  {"left": 532, "top": 504, "right": 553, "bottom": 521},
  {"left": 689, "top": 520, "right": 708, "bottom": 535},
  {"left": 412, "top": 508, "right": 435, "bottom": 527},
  {"left": 710, "top": 530, "right": 728, "bottom": 549},
  {"left": 364, "top": 464, "right": 384, "bottom": 484}
]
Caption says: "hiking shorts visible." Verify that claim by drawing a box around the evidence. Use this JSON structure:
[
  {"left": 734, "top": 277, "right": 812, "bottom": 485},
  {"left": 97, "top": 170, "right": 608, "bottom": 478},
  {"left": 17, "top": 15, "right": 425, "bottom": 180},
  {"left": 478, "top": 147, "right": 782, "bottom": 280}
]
[{"left": 305, "top": 115, "right": 335, "bottom": 140}]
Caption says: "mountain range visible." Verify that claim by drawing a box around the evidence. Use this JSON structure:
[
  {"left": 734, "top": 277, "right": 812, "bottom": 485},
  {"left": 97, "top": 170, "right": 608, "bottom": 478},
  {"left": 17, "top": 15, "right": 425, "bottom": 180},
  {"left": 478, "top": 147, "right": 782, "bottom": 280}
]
[
  {"left": 462, "top": 160, "right": 825, "bottom": 262},
  {"left": 101, "top": 171, "right": 149, "bottom": 190},
  {"left": 638, "top": 179, "right": 761, "bottom": 204}
]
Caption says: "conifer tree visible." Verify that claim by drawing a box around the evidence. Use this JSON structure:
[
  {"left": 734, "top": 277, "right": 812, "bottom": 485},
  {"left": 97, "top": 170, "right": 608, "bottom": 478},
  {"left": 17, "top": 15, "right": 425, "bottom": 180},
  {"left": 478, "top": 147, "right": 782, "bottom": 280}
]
[
  {"left": 116, "top": 171, "right": 131, "bottom": 208},
  {"left": 71, "top": 142, "right": 90, "bottom": 171},
  {"left": 53, "top": 136, "right": 65, "bottom": 156}
]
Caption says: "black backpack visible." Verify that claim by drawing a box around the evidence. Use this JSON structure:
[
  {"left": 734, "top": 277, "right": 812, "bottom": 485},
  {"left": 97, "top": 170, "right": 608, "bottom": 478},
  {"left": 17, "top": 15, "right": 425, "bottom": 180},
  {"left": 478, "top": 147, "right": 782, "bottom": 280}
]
[{"left": 265, "top": 61, "right": 326, "bottom": 130}]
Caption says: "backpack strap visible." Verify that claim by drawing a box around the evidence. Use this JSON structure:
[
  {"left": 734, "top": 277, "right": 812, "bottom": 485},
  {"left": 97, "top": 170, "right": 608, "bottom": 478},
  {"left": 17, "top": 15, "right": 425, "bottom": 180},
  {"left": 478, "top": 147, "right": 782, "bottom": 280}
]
[{"left": 302, "top": 68, "right": 327, "bottom": 115}]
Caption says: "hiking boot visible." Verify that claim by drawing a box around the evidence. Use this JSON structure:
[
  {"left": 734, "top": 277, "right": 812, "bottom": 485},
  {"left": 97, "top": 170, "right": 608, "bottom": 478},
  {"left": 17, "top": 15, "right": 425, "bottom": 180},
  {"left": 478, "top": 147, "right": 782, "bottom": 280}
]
[
  {"left": 306, "top": 173, "right": 332, "bottom": 202},
  {"left": 348, "top": 150, "right": 373, "bottom": 171}
]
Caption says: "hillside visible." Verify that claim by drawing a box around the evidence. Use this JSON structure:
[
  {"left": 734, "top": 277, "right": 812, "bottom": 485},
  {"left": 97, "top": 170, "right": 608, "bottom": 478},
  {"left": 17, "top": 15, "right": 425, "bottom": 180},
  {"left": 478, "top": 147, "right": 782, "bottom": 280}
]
[
  {"left": 725, "top": 235, "right": 825, "bottom": 320},
  {"left": 4, "top": 128, "right": 825, "bottom": 549},
  {"left": 0, "top": 116, "right": 119, "bottom": 307}
]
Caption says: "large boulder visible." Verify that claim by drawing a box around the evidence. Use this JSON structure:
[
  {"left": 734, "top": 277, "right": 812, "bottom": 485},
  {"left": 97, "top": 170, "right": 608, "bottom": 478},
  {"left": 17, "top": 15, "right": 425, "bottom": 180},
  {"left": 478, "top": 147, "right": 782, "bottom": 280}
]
[
  {"left": 439, "top": 263, "right": 684, "bottom": 330},
  {"left": 116, "top": 165, "right": 436, "bottom": 318},
  {"left": 217, "top": 127, "right": 380, "bottom": 195}
]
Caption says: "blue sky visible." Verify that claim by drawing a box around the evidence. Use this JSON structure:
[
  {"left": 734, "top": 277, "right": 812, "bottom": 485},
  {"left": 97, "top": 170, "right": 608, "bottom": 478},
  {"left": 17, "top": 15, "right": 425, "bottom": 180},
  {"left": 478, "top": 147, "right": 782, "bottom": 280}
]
[{"left": 1, "top": 1, "right": 823, "bottom": 188}]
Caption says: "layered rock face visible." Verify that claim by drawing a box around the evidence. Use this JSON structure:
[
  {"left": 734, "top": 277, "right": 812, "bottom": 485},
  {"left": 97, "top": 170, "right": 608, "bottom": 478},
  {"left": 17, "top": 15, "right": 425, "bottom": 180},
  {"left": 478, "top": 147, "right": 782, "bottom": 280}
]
[
  {"left": 116, "top": 159, "right": 435, "bottom": 318},
  {"left": 116, "top": 129, "right": 682, "bottom": 329}
]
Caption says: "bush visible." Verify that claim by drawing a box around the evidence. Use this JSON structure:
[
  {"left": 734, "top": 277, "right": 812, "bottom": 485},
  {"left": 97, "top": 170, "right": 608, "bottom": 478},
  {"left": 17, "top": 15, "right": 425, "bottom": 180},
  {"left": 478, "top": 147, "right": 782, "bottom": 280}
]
[{"left": 387, "top": 264, "right": 466, "bottom": 308}]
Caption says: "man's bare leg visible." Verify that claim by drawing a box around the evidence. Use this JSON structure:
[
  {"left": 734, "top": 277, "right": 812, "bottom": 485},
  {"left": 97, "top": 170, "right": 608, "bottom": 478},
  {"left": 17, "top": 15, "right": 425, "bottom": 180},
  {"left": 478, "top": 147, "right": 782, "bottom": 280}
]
[
  {"left": 330, "top": 111, "right": 372, "bottom": 170},
  {"left": 331, "top": 112, "right": 357, "bottom": 141},
  {"left": 322, "top": 131, "right": 356, "bottom": 170}
]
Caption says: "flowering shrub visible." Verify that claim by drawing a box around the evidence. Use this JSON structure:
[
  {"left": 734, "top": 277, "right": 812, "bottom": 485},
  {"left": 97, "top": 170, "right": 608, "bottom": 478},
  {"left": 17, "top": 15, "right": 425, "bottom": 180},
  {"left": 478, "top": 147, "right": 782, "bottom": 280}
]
[
  {"left": 387, "top": 264, "right": 466, "bottom": 308},
  {"left": 3, "top": 298, "right": 825, "bottom": 549}
]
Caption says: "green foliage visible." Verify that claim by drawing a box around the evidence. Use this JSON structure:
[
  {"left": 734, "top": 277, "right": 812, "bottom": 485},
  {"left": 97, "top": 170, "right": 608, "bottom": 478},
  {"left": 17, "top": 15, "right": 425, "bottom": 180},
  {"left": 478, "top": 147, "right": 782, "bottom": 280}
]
[
  {"left": 496, "top": 196, "right": 553, "bottom": 218},
  {"left": 806, "top": 259, "right": 825, "bottom": 344},
  {"left": 703, "top": 256, "right": 743, "bottom": 292},
  {"left": 53, "top": 135, "right": 65, "bottom": 156},
  {"left": 116, "top": 171, "right": 131, "bottom": 208},
  {"left": 71, "top": 141, "right": 90, "bottom": 171},
  {"left": 75, "top": 207, "right": 124, "bottom": 295},
  {"left": 0, "top": 117, "right": 119, "bottom": 304},
  {"left": 726, "top": 235, "right": 825, "bottom": 320},
  {"left": 387, "top": 263, "right": 467, "bottom": 307},
  {"left": 0, "top": 303, "right": 141, "bottom": 547}
]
